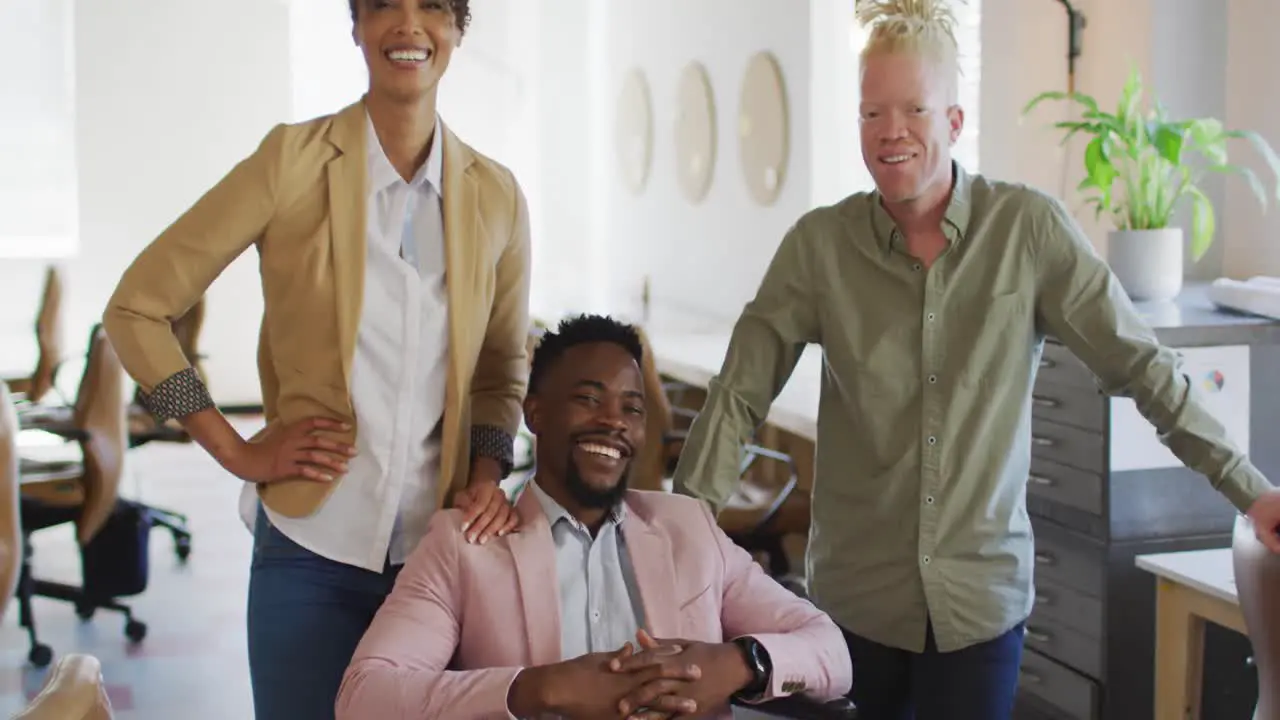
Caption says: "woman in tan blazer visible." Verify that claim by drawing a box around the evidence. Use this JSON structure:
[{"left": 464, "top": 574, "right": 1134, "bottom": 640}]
[{"left": 102, "top": 2, "right": 529, "bottom": 718}]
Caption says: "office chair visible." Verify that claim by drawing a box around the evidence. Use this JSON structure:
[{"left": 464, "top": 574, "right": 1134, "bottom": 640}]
[
  {"left": 16, "top": 325, "right": 142, "bottom": 668},
  {"left": 1233, "top": 514, "right": 1280, "bottom": 720},
  {"left": 0, "top": 381, "right": 22, "bottom": 623},
  {"left": 4, "top": 266, "right": 66, "bottom": 406},
  {"left": 19, "top": 316, "right": 194, "bottom": 564},
  {"left": 635, "top": 325, "right": 809, "bottom": 587}
]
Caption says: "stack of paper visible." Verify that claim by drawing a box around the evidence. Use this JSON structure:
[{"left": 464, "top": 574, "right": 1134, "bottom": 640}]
[{"left": 1207, "top": 276, "right": 1280, "bottom": 320}]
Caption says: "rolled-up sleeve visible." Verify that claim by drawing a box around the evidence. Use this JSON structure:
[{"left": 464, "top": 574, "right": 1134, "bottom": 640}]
[
  {"left": 672, "top": 220, "right": 821, "bottom": 511},
  {"left": 1032, "top": 196, "right": 1273, "bottom": 512}
]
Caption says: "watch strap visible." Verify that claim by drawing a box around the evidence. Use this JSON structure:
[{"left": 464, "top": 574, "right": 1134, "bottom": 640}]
[{"left": 731, "top": 636, "right": 771, "bottom": 700}]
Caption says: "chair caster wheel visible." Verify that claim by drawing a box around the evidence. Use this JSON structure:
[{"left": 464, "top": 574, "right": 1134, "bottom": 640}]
[
  {"left": 75, "top": 600, "right": 96, "bottom": 620},
  {"left": 175, "top": 535, "right": 191, "bottom": 562},
  {"left": 28, "top": 644, "right": 53, "bottom": 668},
  {"left": 125, "top": 620, "right": 147, "bottom": 643}
]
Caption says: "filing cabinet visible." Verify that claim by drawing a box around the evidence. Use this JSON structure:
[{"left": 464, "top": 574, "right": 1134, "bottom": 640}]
[{"left": 1015, "top": 311, "right": 1280, "bottom": 720}]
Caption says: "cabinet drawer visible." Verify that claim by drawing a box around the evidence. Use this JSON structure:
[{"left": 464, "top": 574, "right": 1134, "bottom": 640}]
[
  {"left": 1025, "top": 581, "right": 1104, "bottom": 679},
  {"left": 1031, "top": 577, "right": 1103, "bottom": 638},
  {"left": 1031, "top": 379, "right": 1106, "bottom": 433},
  {"left": 1038, "top": 340, "right": 1098, "bottom": 390},
  {"left": 1028, "top": 456, "right": 1104, "bottom": 517},
  {"left": 1031, "top": 519, "right": 1104, "bottom": 598},
  {"left": 1018, "top": 648, "right": 1098, "bottom": 720},
  {"left": 1031, "top": 419, "right": 1106, "bottom": 475}
]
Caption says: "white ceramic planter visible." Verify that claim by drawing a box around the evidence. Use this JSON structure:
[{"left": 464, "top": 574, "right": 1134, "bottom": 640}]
[{"left": 1107, "top": 228, "right": 1184, "bottom": 302}]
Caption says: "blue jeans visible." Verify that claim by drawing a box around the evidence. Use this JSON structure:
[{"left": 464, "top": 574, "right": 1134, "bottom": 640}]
[
  {"left": 843, "top": 619, "right": 1025, "bottom": 720},
  {"left": 246, "top": 506, "right": 402, "bottom": 720}
]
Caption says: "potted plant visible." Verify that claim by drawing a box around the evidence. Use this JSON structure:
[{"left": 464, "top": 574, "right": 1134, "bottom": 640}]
[{"left": 1023, "top": 66, "right": 1280, "bottom": 301}]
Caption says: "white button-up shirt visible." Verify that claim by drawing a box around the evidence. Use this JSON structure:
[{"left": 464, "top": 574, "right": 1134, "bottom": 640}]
[{"left": 239, "top": 113, "right": 451, "bottom": 571}]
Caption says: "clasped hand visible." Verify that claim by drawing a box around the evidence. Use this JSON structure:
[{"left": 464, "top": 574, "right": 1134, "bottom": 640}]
[{"left": 540, "top": 629, "right": 747, "bottom": 720}]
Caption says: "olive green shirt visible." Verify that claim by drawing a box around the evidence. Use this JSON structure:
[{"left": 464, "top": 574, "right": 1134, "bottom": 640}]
[{"left": 672, "top": 164, "right": 1273, "bottom": 653}]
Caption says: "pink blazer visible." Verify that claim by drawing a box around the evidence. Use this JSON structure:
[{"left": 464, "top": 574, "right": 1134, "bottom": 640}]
[{"left": 336, "top": 487, "right": 852, "bottom": 719}]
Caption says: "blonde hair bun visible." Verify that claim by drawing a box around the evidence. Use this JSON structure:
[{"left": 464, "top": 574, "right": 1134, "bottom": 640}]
[{"left": 855, "top": 0, "right": 961, "bottom": 62}]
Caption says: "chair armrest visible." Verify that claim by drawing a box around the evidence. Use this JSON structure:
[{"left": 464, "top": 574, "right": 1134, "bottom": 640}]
[
  {"left": 732, "top": 695, "right": 858, "bottom": 719},
  {"left": 671, "top": 406, "right": 699, "bottom": 421},
  {"left": 737, "top": 444, "right": 801, "bottom": 532},
  {"left": 4, "top": 375, "right": 32, "bottom": 395}
]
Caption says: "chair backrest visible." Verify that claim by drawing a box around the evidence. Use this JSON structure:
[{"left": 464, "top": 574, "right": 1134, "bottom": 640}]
[
  {"left": 11, "top": 654, "right": 114, "bottom": 720},
  {"left": 1233, "top": 513, "right": 1280, "bottom": 719},
  {"left": 71, "top": 326, "right": 128, "bottom": 546},
  {"left": 629, "top": 327, "right": 676, "bottom": 491},
  {"left": 27, "top": 266, "right": 65, "bottom": 403},
  {"left": 0, "top": 380, "right": 20, "bottom": 622}
]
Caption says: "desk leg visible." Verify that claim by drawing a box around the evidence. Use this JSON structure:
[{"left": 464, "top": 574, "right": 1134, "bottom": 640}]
[{"left": 1154, "top": 578, "right": 1205, "bottom": 720}]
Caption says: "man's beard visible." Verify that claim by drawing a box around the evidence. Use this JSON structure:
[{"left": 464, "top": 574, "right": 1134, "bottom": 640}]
[{"left": 563, "top": 452, "right": 630, "bottom": 509}]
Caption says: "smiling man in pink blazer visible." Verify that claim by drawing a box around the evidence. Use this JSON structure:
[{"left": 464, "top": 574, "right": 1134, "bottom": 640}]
[{"left": 335, "top": 315, "right": 852, "bottom": 719}]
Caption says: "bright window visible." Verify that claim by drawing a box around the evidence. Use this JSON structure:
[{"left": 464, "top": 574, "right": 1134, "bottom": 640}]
[
  {"left": 0, "top": 0, "right": 78, "bottom": 258},
  {"left": 952, "top": 0, "right": 982, "bottom": 172}
]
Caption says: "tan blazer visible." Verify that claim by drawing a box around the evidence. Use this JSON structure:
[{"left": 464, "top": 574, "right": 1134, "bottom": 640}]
[{"left": 103, "top": 98, "right": 531, "bottom": 519}]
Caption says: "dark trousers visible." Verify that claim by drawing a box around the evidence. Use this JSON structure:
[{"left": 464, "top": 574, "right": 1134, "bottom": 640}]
[
  {"left": 246, "top": 506, "right": 402, "bottom": 720},
  {"left": 843, "top": 620, "right": 1025, "bottom": 720}
]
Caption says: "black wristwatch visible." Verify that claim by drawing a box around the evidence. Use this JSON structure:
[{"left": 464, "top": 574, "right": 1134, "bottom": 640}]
[{"left": 731, "top": 636, "right": 772, "bottom": 701}]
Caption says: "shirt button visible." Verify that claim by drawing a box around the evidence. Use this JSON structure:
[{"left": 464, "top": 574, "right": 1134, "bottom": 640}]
[
  {"left": 926, "top": 313, "right": 936, "bottom": 322},
  {"left": 592, "top": 610, "right": 600, "bottom": 621},
  {"left": 928, "top": 374, "right": 937, "bottom": 384},
  {"left": 927, "top": 436, "right": 937, "bottom": 445},
  {"left": 913, "top": 263, "right": 922, "bottom": 271},
  {"left": 925, "top": 496, "right": 935, "bottom": 504},
  {"left": 922, "top": 555, "right": 932, "bottom": 565}
]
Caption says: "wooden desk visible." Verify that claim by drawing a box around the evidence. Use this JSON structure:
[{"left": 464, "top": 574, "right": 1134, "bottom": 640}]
[{"left": 1135, "top": 548, "right": 1248, "bottom": 720}]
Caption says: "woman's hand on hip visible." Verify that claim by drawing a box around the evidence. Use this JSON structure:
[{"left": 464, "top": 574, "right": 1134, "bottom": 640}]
[{"left": 225, "top": 417, "right": 355, "bottom": 484}]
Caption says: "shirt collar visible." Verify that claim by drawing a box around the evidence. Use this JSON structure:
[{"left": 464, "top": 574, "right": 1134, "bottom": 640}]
[
  {"left": 528, "top": 478, "right": 626, "bottom": 530},
  {"left": 870, "top": 161, "right": 973, "bottom": 255},
  {"left": 365, "top": 111, "right": 445, "bottom": 197}
]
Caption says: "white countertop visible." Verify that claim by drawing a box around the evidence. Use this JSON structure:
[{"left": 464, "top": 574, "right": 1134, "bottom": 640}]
[
  {"left": 1135, "top": 547, "right": 1238, "bottom": 606},
  {"left": 644, "top": 328, "right": 823, "bottom": 441}
]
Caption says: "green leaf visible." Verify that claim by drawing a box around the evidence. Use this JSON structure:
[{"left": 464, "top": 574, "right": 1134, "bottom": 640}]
[
  {"left": 1022, "top": 90, "right": 1100, "bottom": 117},
  {"left": 1188, "top": 186, "right": 1216, "bottom": 261},
  {"left": 1227, "top": 129, "right": 1280, "bottom": 201},
  {"left": 1083, "top": 136, "right": 1118, "bottom": 193},
  {"left": 1149, "top": 123, "right": 1184, "bottom": 165},
  {"left": 1208, "top": 164, "right": 1267, "bottom": 206}
]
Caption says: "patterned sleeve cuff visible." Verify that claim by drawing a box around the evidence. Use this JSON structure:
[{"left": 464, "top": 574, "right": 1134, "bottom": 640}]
[
  {"left": 137, "top": 366, "right": 215, "bottom": 422},
  {"left": 471, "top": 424, "right": 515, "bottom": 478}
]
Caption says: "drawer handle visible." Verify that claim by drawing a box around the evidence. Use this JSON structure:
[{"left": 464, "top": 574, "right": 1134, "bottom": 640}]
[
  {"left": 1025, "top": 627, "right": 1052, "bottom": 644},
  {"left": 1032, "top": 395, "right": 1059, "bottom": 408},
  {"left": 1032, "top": 436, "right": 1054, "bottom": 447},
  {"left": 1028, "top": 474, "right": 1054, "bottom": 487},
  {"left": 1035, "top": 551, "right": 1056, "bottom": 565},
  {"left": 1018, "top": 669, "right": 1042, "bottom": 685}
]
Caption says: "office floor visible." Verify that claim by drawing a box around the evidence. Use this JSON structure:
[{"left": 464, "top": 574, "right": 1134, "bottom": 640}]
[
  {"left": 0, "top": 420, "right": 258, "bottom": 719},
  {"left": 0, "top": 417, "right": 779, "bottom": 719}
]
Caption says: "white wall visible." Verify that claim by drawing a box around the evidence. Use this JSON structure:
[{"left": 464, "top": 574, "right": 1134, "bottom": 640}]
[
  {"left": 600, "top": 0, "right": 812, "bottom": 323},
  {"left": 4, "top": 0, "right": 1280, "bottom": 406},
  {"left": 982, "top": 0, "right": 1279, "bottom": 282},
  {"left": 1225, "top": 0, "right": 1280, "bottom": 279},
  {"left": 0, "top": 0, "right": 291, "bottom": 403}
]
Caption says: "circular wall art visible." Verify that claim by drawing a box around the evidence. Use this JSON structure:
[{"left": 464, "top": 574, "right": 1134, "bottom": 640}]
[
  {"left": 674, "top": 61, "right": 717, "bottom": 204},
  {"left": 615, "top": 68, "right": 654, "bottom": 195},
  {"left": 737, "top": 51, "right": 789, "bottom": 206}
]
